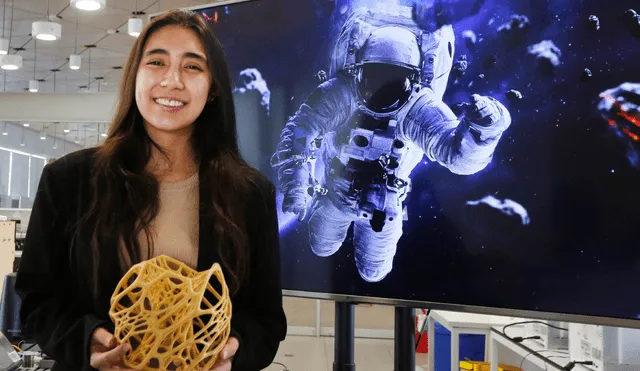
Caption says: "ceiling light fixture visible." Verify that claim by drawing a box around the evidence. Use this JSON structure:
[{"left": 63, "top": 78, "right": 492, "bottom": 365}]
[
  {"left": 71, "top": 0, "right": 106, "bottom": 11},
  {"left": 29, "top": 40, "right": 38, "bottom": 92},
  {"left": 32, "top": 21, "right": 61, "bottom": 41},
  {"left": 1, "top": 0, "right": 21, "bottom": 70},
  {"left": 32, "top": 0, "right": 62, "bottom": 41},
  {"left": 128, "top": 18, "right": 142, "bottom": 37},
  {"left": 69, "top": 54, "right": 81, "bottom": 70},
  {"left": 0, "top": 54, "right": 21, "bottom": 70},
  {"left": 70, "top": 10, "right": 81, "bottom": 70},
  {"left": 128, "top": 1, "right": 142, "bottom": 37}
]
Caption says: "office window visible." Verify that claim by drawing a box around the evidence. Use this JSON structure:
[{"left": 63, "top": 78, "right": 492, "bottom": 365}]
[
  {"left": 0, "top": 149, "right": 10, "bottom": 197},
  {"left": 10, "top": 153, "right": 29, "bottom": 207},
  {"left": 29, "top": 157, "right": 45, "bottom": 201}
]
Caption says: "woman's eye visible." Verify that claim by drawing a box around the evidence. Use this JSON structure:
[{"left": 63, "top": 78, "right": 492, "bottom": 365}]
[
  {"left": 148, "top": 60, "right": 163, "bottom": 66},
  {"left": 186, "top": 65, "right": 203, "bottom": 71}
]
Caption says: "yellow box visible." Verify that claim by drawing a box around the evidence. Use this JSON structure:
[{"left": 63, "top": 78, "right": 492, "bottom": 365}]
[
  {"left": 460, "top": 360, "right": 490, "bottom": 371},
  {"left": 459, "top": 360, "right": 522, "bottom": 371}
]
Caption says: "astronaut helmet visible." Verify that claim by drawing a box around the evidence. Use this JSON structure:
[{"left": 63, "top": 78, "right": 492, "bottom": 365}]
[{"left": 355, "top": 25, "right": 422, "bottom": 117}]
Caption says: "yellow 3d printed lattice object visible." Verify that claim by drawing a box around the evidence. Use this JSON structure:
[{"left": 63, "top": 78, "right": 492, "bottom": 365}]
[{"left": 109, "top": 255, "right": 231, "bottom": 371}]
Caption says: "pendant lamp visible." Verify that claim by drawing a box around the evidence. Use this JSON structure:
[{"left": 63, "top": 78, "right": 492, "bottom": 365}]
[{"left": 71, "top": 0, "right": 105, "bottom": 11}]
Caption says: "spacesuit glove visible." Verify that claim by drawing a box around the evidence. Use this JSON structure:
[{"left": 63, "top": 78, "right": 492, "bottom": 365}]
[
  {"left": 458, "top": 94, "right": 512, "bottom": 141},
  {"left": 464, "top": 94, "right": 511, "bottom": 128}
]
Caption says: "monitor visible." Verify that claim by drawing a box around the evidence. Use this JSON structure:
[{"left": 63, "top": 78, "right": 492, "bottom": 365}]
[{"left": 163, "top": 0, "right": 640, "bottom": 328}]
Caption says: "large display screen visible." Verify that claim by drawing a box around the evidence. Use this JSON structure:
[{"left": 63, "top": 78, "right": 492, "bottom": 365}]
[{"left": 190, "top": 0, "right": 640, "bottom": 325}]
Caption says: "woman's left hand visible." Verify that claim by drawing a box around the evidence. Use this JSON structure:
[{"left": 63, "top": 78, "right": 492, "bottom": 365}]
[{"left": 209, "top": 337, "right": 239, "bottom": 371}]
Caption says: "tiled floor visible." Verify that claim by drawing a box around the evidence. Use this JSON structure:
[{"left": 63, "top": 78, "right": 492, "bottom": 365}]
[{"left": 262, "top": 335, "right": 429, "bottom": 371}]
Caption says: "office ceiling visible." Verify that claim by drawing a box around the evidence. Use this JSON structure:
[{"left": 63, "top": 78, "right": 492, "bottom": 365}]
[
  {"left": 0, "top": 0, "right": 229, "bottom": 94},
  {"left": 0, "top": 0, "right": 234, "bottom": 147}
]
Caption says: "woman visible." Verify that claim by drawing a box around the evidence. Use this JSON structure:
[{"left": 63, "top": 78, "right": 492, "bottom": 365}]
[{"left": 14, "top": 8, "right": 286, "bottom": 371}]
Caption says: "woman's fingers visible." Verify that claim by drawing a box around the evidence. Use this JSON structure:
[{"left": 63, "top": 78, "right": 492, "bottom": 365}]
[
  {"left": 92, "top": 328, "right": 117, "bottom": 348},
  {"left": 209, "top": 359, "right": 232, "bottom": 371},
  {"left": 90, "top": 343, "right": 131, "bottom": 370},
  {"left": 220, "top": 337, "right": 239, "bottom": 360}
]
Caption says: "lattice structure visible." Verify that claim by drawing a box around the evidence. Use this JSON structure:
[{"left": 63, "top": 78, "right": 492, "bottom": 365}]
[{"left": 109, "top": 255, "right": 231, "bottom": 371}]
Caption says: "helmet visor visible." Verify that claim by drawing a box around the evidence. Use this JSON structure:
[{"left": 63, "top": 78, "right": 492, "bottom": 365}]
[{"left": 357, "top": 63, "right": 415, "bottom": 114}]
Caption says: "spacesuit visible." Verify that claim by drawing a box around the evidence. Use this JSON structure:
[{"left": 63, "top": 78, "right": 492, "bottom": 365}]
[{"left": 271, "top": 11, "right": 512, "bottom": 283}]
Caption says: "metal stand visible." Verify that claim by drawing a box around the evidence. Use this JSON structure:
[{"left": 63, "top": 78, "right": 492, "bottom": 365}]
[
  {"left": 394, "top": 307, "right": 415, "bottom": 371},
  {"left": 333, "top": 301, "right": 356, "bottom": 371}
]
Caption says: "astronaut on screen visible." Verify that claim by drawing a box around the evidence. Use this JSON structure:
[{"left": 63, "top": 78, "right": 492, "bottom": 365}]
[{"left": 271, "top": 1, "right": 512, "bottom": 283}]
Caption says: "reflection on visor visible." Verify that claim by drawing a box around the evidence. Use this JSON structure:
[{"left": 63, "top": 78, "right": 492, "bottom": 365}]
[{"left": 358, "top": 63, "right": 414, "bottom": 114}]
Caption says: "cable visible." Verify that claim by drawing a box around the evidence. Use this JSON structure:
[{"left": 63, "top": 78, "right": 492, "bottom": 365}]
[
  {"left": 562, "top": 361, "right": 594, "bottom": 370},
  {"left": 270, "top": 361, "right": 289, "bottom": 370},
  {"left": 520, "top": 348, "right": 569, "bottom": 370},
  {"left": 2, "top": 0, "right": 6, "bottom": 38},
  {"left": 415, "top": 309, "right": 431, "bottom": 350},
  {"left": 502, "top": 320, "right": 568, "bottom": 342},
  {"left": 22, "top": 343, "right": 38, "bottom": 352},
  {"left": 510, "top": 335, "right": 542, "bottom": 343},
  {"left": 11, "top": 344, "right": 21, "bottom": 352}
]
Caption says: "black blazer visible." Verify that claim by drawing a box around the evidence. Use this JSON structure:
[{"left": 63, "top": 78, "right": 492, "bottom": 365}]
[{"left": 14, "top": 148, "right": 287, "bottom": 371}]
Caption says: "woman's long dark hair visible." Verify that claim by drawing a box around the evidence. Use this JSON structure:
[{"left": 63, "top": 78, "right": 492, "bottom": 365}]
[{"left": 73, "top": 9, "right": 258, "bottom": 297}]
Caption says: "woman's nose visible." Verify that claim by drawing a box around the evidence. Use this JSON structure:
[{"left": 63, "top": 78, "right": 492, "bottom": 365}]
[{"left": 161, "top": 70, "right": 184, "bottom": 89}]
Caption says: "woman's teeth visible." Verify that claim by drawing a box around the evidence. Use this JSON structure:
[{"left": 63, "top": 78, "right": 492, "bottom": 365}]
[{"left": 154, "top": 98, "right": 184, "bottom": 107}]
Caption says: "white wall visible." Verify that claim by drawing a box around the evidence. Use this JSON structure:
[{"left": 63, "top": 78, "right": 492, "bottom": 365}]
[{"left": 0, "top": 92, "right": 116, "bottom": 123}]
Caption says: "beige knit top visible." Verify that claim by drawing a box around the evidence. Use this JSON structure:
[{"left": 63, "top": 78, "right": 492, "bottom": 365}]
[{"left": 138, "top": 172, "right": 200, "bottom": 269}]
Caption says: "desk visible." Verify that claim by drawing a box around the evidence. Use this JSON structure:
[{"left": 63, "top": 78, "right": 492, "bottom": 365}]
[
  {"left": 427, "top": 311, "right": 525, "bottom": 371},
  {"left": 489, "top": 326, "right": 594, "bottom": 371}
]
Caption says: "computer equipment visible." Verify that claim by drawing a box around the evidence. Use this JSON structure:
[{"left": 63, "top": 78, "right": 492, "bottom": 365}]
[
  {"left": 0, "top": 274, "right": 22, "bottom": 343},
  {"left": 0, "top": 331, "right": 21, "bottom": 371},
  {"left": 569, "top": 323, "right": 640, "bottom": 371}
]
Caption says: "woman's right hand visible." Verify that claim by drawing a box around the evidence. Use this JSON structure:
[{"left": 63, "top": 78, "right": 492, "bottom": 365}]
[{"left": 89, "top": 328, "right": 136, "bottom": 370}]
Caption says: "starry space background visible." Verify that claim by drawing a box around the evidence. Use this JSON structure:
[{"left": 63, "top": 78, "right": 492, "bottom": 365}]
[{"left": 202, "top": 0, "right": 640, "bottom": 322}]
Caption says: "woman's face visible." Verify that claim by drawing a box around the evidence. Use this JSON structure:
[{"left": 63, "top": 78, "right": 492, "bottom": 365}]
[{"left": 135, "top": 25, "right": 211, "bottom": 137}]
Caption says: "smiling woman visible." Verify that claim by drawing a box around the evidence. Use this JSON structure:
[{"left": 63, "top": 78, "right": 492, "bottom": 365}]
[
  {"left": 14, "top": 8, "right": 287, "bottom": 371},
  {"left": 136, "top": 25, "right": 212, "bottom": 148}
]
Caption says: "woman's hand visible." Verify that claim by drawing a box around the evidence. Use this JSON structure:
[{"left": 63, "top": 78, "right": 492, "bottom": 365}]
[
  {"left": 89, "top": 327, "right": 135, "bottom": 371},
  {"left": 209, "top": 337, "right": 239, "bottom": 371}
]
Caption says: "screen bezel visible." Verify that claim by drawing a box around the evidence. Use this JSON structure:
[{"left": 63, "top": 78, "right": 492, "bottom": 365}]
[{"left": 148, "top": 0, "right": 640, "bottom": 331}]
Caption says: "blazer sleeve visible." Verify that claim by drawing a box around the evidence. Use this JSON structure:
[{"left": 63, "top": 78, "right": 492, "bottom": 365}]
[
  {"left": 229, "top": 179, "right": 287, "bottom": 370},
  {"left": 14, "top": 162, "right": 110, "bottom": 371}
]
